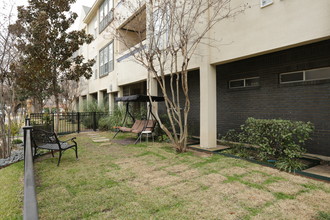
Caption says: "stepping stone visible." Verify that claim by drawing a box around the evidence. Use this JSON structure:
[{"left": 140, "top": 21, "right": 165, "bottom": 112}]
[
  {"left": 92, "top": 138, "right": 110, "bottom": 143},
  {"left": 91, "top": 136, "right": 107, "bottom": 140}
]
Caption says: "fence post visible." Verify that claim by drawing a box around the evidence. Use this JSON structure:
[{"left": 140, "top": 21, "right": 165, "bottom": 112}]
[
  {"left": 25, "top": 117, "right": 30, "bottom": 126},
  {"left": 77, "top": 112, "right": 80, "bottom": 133},
  {"left": 23, "top": 124, "right": 39, "bottom": 219},
  {"left": 93, "top": 112, "right": 97, "bottom": 131},
  {"left": 52, "top": 113, "right": 55, "bottom": 132}
]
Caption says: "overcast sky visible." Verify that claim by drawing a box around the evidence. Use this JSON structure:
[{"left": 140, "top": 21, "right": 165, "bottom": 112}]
[{"left": 2, "top": 0, "right": 94, "bottom": 30}]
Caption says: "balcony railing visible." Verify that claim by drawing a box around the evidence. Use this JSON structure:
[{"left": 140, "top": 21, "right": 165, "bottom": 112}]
[{"left": 117, "top": 44, "right": 146, "bottom": 63}]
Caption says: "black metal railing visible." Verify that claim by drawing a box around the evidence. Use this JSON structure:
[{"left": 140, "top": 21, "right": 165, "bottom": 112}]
[
  {"left": 30, "top": 112, "right": 110, "bottom": 134},
  {"left": 23, "top": 118, "right": 39, "bottom": 219}
]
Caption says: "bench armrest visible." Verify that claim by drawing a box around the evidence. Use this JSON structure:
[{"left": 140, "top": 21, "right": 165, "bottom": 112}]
[{"left": 60, "top": 137, "right": 77, "bottom": 143}]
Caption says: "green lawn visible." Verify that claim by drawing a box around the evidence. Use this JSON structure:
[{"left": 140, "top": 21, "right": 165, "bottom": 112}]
[
  {"left": 1, "top": 132, "right": 330, "bottom": 219},
  {"left": 0, "top": 161, "right": 23, "bottom": 220}
]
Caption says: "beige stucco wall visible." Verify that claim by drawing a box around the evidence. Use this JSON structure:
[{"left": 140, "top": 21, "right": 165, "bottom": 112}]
[
  {"left": 77, "top": 0, "right": 330, "bottom": 147},
  {"left": 81, "top": 0, "right": 330, "bottom": 93},
  {"left": 209, "top": 0, "right": 330, "bottom": 64}
]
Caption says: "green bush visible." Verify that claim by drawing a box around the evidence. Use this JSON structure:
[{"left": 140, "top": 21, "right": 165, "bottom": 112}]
[
  {"left": 238, "top": 117, "right": 314, "bottom": 171},
  {"left": 81, "top": 101, "right": 109, "bottom": 129},
  {"left": 5, "top": 121, "right": 22, "bottom": 138},
  {"left": 42, "top": 113, "right": 52, "bottom": 125},
  {"left": 221, "top": 129, "right": 240, "bottom": 142},
  {"left": 12, "top": 139, "right": 23, "bottom": 144},
  {"left": 98, "top": 106, "right": 126, "bottom": 131},
  {"left": 85, "top": 101, "right": 108, "bottom": 113}
]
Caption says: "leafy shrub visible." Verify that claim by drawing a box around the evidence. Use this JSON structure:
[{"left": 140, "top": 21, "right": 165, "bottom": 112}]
[
  {"left": 157, "top": 134, "right": 170, "bottom": 142},
  {"left": 12, "top": 139, "right": 23, "bottom": 144},
  {"left": 154, "top": 114, "right": 172, "bottom": 141},
  {"left": 81, "top": 101, "right": 109, "bottom": 129},
  {"left": 226, "top": 143, "right": 253, "bottom": 159},
  {"left": 98, "top": 106, "right": 126, "bottom": 131},
  {"left": 238, "top": 117, "right": 314, "bottom": 171},
  {"left": 85, "top": 101, "right": 108, "bottom": 113},
  {"left": 275, "top": 158, "right": 306, "bottom": 172},
  {"left": 221, "top": 129, "right": 240, "bottom": 142},
  {"left": 42, "top": 113, "right": 52, "bottom": 125},
  {"left": 5, "top": 121, "right": 22, "bottom": 137}
]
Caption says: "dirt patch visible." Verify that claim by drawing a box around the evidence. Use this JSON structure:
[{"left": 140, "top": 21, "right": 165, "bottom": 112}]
[
  {"left": 219, "top": 166, "right": 250, "bottom": 176},
  {"left": 296, "top": 190, "right": 330, "bottom": 210},
  {"left": 190, "top": 150, "right": 212, "bottom": 158},
  {"left": 266, "top": 181, "right": 305, "bottom": 195},
  {"left": 116, "top": 158, "right": 146, "bottom": 170},
  {"left": 184, "top": 189, "right": 250, "bottom": 219},
  {"left": 215, "top": 182, "right": 251, "bottom": 197},
  {"left": 166, "top": 181, "right": 202, "bottom": 197},
  {"left": 112, "top": 138, "right": 136, "bottom": 145},
  {"left": 254, "top": 200, "right": 316, "bottom": 220},
  {"left": 149, "top": 175, "right": 181, "bottom": 187},
  {"left": 179, "top": 169, "right": 201, "bottom": 179},
  {"left": 195, "top": 173, "right": 227, "bottom": 187},
  {"left": 164, "top": 164, "right": 190, "bottom": 173},
  {"left": 234, "top": 187, "right": 275, "bottom": 207},
  {"left": 241, "top": 172, "right": 270, "bottom": 184}
]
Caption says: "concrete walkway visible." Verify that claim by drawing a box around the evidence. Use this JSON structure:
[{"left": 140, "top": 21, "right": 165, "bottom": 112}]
[{"left": 304, "top": 165, "right": 330, "bottom": 178}]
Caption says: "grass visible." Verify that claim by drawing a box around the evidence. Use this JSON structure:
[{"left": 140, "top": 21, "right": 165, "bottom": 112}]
[
  {"left": 1, "top": 131, "right": 330, "bottom": 219},
  {"left": 0, "top": 161, "right": 23, "bottom": 220}
]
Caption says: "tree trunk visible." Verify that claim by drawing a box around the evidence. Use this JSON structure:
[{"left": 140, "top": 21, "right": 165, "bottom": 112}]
[
  {"left": 55, "top": 92, "right": 60, "bottom": 133},
  {"left": 0, "top": 82, "right": 10, "bottom": 158}
]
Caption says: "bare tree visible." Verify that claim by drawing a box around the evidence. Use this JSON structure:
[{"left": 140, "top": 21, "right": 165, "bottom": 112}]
[
  {"left": 0, "top": 0, "right": 20, "bottom": 158},
  {"left": 111, "top": 0, "right": 246, "bottom": 152},
  {"left": 60, "top": 79, "right": 80, "bottom": 112}
]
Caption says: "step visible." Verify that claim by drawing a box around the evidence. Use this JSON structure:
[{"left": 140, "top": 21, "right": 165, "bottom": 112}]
[{"left": 92, "top": 138, "right": 110, "bottom": 143}]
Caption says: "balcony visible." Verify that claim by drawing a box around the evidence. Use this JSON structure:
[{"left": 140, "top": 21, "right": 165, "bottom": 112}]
[{"left": 117, "top": 4, "right": 146, "bottom": 54}]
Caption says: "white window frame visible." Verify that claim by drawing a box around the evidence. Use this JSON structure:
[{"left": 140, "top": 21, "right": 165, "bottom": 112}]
[
  {"left": 279, "top": 71, "right": 304, "bottom": 84},
  {"left": 99, "top": 41, "right": 114, "bottom": 77},
  {"left": 229, "top": 77, "right": 260, "bottom": 89},
  {"left": 279, "top": 67, "right": 330, "bottom": 84},
  {"left": 99, "top": 0, "right": 114, "bottom": 33}
]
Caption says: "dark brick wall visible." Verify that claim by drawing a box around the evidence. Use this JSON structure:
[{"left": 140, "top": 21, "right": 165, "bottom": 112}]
[
  {"left": 216, "top": 39, "right": 330, "bottom": 156},
  {"left": 158, "top": 70, "right": 200, "bottom": 136}
]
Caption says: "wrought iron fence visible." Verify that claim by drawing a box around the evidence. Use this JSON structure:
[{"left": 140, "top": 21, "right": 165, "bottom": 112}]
[{"left": 30, "top": 112, "right": 110, "bottom": 134}]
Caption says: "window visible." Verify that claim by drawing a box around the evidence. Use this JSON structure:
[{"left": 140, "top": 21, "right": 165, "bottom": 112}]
[
  {"left": 99, "top": 0, "right": 114, "bottom": 33},
  {"left": 260, "top": 0, "right": 273, "bottom": 8},
  {"left": 279, "top": 67, "right": 330, "bottom": 84},
  {"left": 99, "top": 42, "right": 114, "bottom": 77},
  {"left": 229, "top": 77, "right": 260, "bottom": 89},
  {"left": 280, "top": 71, "right": 303, "bottom": 83}
]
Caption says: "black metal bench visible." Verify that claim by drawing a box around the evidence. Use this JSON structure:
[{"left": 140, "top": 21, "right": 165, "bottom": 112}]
[{"left": 31, "top": 129, "right": 78, "bottom": 166}]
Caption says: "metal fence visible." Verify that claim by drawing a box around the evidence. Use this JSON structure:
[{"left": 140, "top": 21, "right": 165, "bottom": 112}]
[{"left": 30, "top": 112, "right": 110, "bottom": 134}]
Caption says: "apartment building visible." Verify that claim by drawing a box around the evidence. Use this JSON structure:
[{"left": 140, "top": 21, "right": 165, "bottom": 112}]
[{"left": 75, "top": 0, "right": 330, "bottom": 156}]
